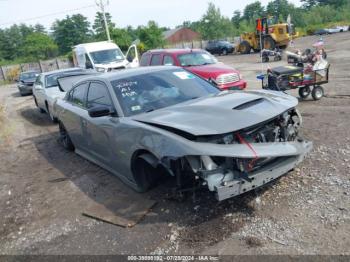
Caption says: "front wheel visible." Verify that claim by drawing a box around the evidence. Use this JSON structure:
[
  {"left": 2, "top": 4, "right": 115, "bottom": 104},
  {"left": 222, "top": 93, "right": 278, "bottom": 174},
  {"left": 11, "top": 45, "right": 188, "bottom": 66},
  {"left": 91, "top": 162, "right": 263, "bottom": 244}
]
[
  {"left": 133, "top": 156, "right": 159, "bottom": 192},
  {"left": 239, "top": 41, "right": 251, "bottom": 54},
  {"left": 312, "top": 85, "right": 324, "bottom": 100},
  {"left": 299, "top": 86, "right": 311, "bottom": 99},
  {"left": 59, "top": 122, "right": 74, "bottom": 151},
  {"left": 262, "top": 56, "right": 269, "bottom": 63}
]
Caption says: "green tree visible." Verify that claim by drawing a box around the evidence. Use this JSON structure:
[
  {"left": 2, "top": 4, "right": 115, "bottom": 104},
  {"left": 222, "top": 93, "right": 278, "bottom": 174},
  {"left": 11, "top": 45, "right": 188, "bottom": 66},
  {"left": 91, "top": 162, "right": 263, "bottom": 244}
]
[
  {"left": 266, "top": 0, "right": 295, "bottom": 22},
  {"left": 33, "top": 24, "right": 46, "bottom": 34},
  {"left": 110, "top": 28, "right": 132, "bottom": 51},
  {"left": 231, "top": 10, "right": 241, "bottom": 28},
  {"left": 21, "top": 33, "right": 58, "bottom": 60},
  {"left": 51, "top": 14, "right": 91, "bottom": 54},
  {"left": 136, "top": 21, "right": 165, "bottom": 50},
  {"left": 92, "top": 12, "right": 115, "bottom": 41},
  {"left": 197, "top": 2, "right": 234, "bottom": 40},
  {"left": 243, "top": 1, "right": 265, "bottom": 21}
]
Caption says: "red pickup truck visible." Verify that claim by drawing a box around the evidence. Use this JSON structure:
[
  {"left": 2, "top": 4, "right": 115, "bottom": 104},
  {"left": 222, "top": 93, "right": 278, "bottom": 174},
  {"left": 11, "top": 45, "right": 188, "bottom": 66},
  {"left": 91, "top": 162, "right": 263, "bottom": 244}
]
[{"left": 140, "top": 49, "right": 247, "bottom": 90}]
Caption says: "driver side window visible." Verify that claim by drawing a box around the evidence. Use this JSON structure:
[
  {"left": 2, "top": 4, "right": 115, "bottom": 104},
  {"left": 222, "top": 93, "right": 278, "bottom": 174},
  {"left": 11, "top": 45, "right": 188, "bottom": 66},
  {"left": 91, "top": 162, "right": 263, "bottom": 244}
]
[
  {"left": 87, "top": 82, "right": 113, "bottom": 109},
  {"left": 68, "top": 82, "right": 88, "bottom": 108}
]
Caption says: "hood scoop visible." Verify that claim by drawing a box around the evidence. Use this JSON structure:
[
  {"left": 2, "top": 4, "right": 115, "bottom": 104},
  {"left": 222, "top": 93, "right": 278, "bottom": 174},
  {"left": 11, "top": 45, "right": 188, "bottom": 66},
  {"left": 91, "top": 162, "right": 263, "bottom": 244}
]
[{"left": 233, "top": 98, "right": 265, "bottom": 110}]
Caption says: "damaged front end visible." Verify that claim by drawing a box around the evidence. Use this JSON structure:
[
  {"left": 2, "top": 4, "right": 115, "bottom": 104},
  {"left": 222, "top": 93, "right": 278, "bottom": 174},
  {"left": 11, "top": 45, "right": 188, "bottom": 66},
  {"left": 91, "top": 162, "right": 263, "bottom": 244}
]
[{"left": 170, "top": 109, "right": 312, "bottom": 201}]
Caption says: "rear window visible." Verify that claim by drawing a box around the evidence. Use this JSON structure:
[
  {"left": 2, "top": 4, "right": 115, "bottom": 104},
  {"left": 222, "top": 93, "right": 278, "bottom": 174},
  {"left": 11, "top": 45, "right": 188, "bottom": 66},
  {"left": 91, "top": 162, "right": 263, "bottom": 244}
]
[{"left": 45, "top": 69, "right": 83, "bottom": 88}]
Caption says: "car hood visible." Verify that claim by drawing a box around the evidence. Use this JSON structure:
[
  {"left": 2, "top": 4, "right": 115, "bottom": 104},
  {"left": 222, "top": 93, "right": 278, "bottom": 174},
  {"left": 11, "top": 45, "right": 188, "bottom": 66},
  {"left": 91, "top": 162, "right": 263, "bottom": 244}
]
[
  {"left": 95, "top": 60, "right": 128, "bottom": 69},
  {"left": 132, "top": 90, "right": 298, "bottom": 136},
  {"left": 187, "top": 63, "right": 238, "bottom": 79}
]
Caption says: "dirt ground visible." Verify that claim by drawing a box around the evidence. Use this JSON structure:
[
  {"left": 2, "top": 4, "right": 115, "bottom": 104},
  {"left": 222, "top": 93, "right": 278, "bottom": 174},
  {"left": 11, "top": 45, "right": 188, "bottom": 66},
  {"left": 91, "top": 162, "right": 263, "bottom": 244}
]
[{"left": 0, "top": 33, "right": 349, "bottom": 255}]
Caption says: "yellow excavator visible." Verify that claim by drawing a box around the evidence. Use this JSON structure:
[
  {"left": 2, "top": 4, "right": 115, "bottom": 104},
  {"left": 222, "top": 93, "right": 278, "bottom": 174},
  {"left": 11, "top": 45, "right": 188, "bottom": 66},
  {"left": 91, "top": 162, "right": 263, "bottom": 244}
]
[{"left": 237, "top": 17, "right": 298, "bottom": 54}]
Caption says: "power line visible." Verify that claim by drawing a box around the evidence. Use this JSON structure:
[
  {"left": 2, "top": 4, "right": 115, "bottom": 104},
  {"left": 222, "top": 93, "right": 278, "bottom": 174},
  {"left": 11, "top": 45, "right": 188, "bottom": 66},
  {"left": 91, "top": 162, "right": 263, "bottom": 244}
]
[{"left": 0, "top": 4, "right": 96, "bottom": 26}]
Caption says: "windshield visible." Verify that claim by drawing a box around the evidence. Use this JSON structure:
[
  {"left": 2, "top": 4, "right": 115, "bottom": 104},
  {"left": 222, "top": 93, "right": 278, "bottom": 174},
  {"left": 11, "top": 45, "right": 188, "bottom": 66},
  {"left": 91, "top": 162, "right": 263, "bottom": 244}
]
[
  {"left": 20, "top": 72, "right": 37, "bottom": 80},
  {"left": 90, "top": 49, "right": 124, "bottom": 64},
  {"left": 111, "top": 69, "right": 219, "bottom": 117},
  {"left": 45, "top": 69, "right": 84, "bottom": 88},
  {"left": 177, "top": 52, "right": 217, "bottom": 67}
]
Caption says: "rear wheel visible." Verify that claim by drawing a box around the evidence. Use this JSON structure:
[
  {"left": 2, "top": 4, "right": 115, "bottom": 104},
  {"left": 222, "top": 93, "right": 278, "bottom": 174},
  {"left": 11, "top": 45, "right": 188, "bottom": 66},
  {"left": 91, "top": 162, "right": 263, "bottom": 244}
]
[
  {"left": 239, "top": 41, "right": 251, "bottom": 54},
  {"left": 312, "top": 85, "right": 324, "bottom": 100},
  {"left": 34, "top": 96, "right": 45, "bottom": 113},
  {"left": 299, "top": 86, "right": 311, "bottom": 99},
  {"left": 46, "top": 103, "right": 58, "bottom": 123},
  {"left": 59, "top": 122, "right": 74, "bottom": 151}
]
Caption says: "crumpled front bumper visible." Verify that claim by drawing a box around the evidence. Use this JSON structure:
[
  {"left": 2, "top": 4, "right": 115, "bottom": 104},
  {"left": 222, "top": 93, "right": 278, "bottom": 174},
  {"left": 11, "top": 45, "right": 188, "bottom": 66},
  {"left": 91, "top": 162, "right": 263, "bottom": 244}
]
[{"left": 212, "top": 140, "right": 312, "bottom": 201}]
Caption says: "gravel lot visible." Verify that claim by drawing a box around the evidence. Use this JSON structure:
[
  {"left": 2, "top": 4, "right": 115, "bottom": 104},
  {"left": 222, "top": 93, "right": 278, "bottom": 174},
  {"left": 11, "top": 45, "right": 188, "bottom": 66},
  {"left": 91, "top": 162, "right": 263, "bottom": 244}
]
[{"left": 0, "top": 33, "right": 349, "bottom": 255}]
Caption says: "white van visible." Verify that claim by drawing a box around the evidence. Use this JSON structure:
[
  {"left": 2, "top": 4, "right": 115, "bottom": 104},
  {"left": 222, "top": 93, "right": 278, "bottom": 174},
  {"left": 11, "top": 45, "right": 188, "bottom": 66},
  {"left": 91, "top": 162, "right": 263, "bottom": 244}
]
[{"left": 72, "top": 41, "right": 139, "bottom": 72}]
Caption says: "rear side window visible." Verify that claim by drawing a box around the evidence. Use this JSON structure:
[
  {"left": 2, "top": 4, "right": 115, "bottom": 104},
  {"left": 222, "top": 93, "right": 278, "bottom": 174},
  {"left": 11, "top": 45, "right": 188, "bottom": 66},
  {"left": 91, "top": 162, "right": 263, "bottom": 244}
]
[
  {"left": 87, "top": 82, "right": 112, "bottom": 109},
  {"left": 140, "top": 53, "right": 150, "bottom": 66},
  {"left": 163, "top": 55, "right": 175, "bottom": 66},
  {"left": 68, "top": 82, "right": 88, "bottom": 108},
  {"left": 150, "top": 54, "right": 161, "bottom": 66}
]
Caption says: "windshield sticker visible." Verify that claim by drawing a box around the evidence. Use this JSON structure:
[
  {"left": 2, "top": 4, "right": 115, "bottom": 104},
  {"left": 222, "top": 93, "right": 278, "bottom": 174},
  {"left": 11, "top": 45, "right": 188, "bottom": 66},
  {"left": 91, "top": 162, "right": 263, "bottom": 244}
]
[
  {"left": 131, "top": 105, "right": 141, "bottom": 111},
  {"left": 202, "top": 54, "right": 212, "bottom": 60},
  {"left": 173, "top": 71, "right": 195, "bottom": 80}
]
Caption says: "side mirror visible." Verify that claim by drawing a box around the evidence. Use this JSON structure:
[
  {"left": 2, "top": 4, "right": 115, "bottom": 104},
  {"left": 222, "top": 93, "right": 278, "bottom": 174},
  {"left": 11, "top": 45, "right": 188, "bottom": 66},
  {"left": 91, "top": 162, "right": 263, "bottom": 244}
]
[{"left": 88, "top": 106, "right": 112, "bottom": 118}]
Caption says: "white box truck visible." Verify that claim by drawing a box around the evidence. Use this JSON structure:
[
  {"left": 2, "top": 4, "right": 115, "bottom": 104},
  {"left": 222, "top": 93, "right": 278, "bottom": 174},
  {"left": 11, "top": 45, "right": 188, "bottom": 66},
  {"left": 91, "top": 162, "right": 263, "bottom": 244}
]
[{"left": 72, "top": 41, "right": 139, "bottom": 72}]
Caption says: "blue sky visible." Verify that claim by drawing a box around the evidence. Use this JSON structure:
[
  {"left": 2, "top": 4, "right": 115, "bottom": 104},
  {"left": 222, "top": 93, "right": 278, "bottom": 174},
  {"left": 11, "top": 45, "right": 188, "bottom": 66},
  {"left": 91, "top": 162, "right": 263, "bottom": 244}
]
[{"left": 0, "top": 0, "right": 302, "bottom": 30}]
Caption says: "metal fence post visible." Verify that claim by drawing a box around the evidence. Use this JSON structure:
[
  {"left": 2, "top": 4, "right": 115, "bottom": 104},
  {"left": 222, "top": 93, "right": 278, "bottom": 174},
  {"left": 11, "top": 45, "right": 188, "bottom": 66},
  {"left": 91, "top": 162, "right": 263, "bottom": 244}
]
[
  {"left": 56, "top": 58, "right": 59, "bottom": 69},
  {"left": 38, "top": 60, "right": 43, "bottom": 73},
  {"left": 0, "top": 66, "right": 5, "bottom": 81}
]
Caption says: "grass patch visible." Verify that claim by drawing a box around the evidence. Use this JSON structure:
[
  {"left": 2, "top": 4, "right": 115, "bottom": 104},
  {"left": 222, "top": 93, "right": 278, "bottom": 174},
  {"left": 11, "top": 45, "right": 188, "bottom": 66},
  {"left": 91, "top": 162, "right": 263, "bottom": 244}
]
[
  {"left": 0, "top": 105, "right": 12, "bottom": 146},
  {"left": 0, "top": 80, "right": 13, "bottom": 86}
]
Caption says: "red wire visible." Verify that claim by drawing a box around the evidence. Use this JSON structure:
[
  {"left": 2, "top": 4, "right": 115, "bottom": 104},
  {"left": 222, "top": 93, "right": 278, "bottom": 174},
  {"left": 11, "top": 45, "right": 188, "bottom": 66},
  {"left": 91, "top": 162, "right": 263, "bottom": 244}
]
[{"left": 236, "top": 133, "right": 259, "bottom": 171}]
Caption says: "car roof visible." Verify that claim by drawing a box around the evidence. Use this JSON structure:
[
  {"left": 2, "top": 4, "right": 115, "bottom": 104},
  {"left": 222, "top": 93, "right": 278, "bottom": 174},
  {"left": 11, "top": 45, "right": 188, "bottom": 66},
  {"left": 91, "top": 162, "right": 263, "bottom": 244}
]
[
  {"left": 41, "top": 67, "right": 84, "bottom": 77},
  {"left": 77, "top": 66, "right": 181, "bottom": 83},
  {"left": 144, "top": 48, "right": 206, "bottom": 55}
]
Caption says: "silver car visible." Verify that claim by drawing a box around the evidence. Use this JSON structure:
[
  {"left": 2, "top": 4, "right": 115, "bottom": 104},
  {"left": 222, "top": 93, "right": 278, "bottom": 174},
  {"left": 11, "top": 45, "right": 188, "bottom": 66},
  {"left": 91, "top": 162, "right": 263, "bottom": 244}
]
[{"left": 55, "top": 66, "right": 312, "bottom": 201}]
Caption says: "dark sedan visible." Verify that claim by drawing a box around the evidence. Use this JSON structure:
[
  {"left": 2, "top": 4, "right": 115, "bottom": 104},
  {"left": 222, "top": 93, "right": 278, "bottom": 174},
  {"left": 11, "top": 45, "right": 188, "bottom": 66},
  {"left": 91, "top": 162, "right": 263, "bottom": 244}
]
[
  {"left": 314, "top": 29, "right": 330, "bottom": 35},
  {"left": 17, "top": 70, "right": 39, "bottom": 95},
  {"left": 205, "top": 40, "right": 234, "bottom": 55}
]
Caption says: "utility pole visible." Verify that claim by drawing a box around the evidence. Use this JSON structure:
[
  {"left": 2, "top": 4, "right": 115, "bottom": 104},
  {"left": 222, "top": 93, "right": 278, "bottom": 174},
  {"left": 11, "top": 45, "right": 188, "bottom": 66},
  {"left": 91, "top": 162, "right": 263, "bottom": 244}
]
[{"left": 96, "top": 0, "right": 111, "bottom": 41}]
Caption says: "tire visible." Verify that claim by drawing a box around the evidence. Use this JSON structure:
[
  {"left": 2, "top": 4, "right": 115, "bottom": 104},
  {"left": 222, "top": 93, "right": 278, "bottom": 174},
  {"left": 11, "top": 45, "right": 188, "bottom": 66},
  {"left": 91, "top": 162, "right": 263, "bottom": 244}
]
[
  {"left": 274, "top": 55, "right": 282, "bottom": 61},
  {"left": 222, "top": 48, "right": 228, "bottom": 55},
  {"left": 263, "top": 36, "right": 276, "bottom": 50},
  {"left": 299, "top": 86, "right": 311, "bottom": 99},
  {"left": 133, "top": 156, "right": 159, "bottom": 192},
  {"left": 262, "top": 56, "right": 269, "bottom": 63},
  {"left": 59, "top": 122, "right": 74, "bottom": 151},
  {"left": 239, "top": 41, "right": 251, "bottom": 54},
  {"left": 46, "top": 103, "right": 58, "bottom": 123},
  {"left": 34, "top": 96, "right": 45, "bottom": 113},
  {"left": 312, "top": 85, "right": 324, "bottom": 100}
]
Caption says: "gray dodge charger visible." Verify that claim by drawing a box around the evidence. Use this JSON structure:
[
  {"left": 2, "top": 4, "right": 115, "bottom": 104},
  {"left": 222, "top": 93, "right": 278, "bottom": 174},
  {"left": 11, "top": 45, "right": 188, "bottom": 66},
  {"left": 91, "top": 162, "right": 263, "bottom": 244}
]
[{"left": 55, "top": 66, "right": 312, "bottom": 201}]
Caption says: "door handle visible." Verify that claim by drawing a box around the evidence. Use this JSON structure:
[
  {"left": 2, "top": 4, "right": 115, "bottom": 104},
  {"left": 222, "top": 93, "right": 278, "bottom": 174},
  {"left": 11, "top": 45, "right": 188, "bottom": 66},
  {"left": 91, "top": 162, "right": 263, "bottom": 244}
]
[{"left": 81, "top": 119, "right": 87, "bottom": 126}]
